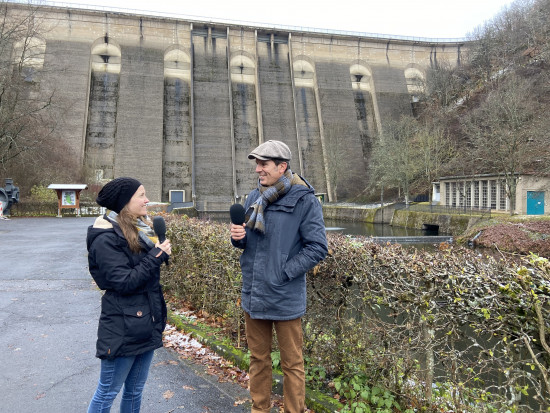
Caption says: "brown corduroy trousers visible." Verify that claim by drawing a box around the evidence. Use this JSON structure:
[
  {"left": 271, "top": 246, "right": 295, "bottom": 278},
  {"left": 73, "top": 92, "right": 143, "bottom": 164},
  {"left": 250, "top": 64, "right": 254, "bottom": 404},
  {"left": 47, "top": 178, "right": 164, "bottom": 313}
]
[{"left": 245, "top": 313, "right": 305, "bottom": 413}]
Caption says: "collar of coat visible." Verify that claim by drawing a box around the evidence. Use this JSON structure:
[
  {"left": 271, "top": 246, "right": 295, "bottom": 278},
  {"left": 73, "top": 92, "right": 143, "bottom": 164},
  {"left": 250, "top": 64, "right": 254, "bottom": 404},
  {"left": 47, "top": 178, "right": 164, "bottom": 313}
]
[
  {"left": 252, "top": 175, "right": 315, "bottom": 208},
  {"left": 92, "top": 213, "right": 157, "bottom": 248}
]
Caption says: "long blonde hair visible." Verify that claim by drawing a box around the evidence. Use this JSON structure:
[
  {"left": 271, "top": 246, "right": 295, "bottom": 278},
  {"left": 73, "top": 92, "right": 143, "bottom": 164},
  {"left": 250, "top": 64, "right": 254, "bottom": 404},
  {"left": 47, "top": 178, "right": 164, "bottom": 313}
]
[{"left": 117, "top": 206, "right": 152, "bottom": 253}]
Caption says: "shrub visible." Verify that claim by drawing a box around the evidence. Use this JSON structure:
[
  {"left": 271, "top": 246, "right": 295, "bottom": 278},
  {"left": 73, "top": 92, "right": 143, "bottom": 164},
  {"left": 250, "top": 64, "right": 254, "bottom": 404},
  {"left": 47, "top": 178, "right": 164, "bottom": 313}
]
[{"left": 162, "top": 216, "right": 550, "bottom": 412}]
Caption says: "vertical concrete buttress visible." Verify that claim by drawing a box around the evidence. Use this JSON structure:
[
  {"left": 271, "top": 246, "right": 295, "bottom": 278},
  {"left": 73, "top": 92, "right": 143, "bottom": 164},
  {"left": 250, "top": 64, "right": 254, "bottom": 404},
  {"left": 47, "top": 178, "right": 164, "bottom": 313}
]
[
  {"left": 81, "top": 45, "right": 93, "bottom": 165},
  {"left": 312, "top": 61, "right": 333, "bottom": 202},
  {"left": 288, "top": 33, "right": 304, "bottom": 176},
  {"left": 254, "top": 30, "right": 263, "bottom": 145},
  {"left": 227, "top": 27, "right": 237, "bottom": 201},
  {"left": 190, "top": 24, "right": 196, "bottom": 205}
]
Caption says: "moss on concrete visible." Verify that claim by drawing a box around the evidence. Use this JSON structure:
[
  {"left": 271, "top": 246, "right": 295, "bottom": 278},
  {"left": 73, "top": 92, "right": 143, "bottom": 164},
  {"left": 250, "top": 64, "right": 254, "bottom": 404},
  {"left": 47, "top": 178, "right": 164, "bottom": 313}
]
[
  {"left": 391, "top": 210, "right": 484, "bottom": 235},
  {"left": 322, "top": 205, "right": 482, "bottom": 235},
  {"left": 322, "top": 205, "right": 377, "bottom": 222}
]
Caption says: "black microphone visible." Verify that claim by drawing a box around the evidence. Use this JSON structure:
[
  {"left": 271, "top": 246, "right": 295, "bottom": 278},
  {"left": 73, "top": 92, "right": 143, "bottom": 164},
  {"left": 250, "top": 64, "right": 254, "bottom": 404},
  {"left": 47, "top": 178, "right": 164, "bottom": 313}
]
[
  {"left": 153, "top": 216, "right": 167, "bottom": 243},
  {"left": 229, "top": 204, "right": 246, "bottom": 225}
]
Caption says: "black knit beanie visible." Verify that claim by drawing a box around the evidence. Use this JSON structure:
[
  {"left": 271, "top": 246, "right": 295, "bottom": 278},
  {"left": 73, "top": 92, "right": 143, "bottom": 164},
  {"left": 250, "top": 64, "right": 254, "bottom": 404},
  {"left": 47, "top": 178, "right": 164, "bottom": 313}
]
[{"left": 96, "top": 177, "right": 142, "bottom": 213}]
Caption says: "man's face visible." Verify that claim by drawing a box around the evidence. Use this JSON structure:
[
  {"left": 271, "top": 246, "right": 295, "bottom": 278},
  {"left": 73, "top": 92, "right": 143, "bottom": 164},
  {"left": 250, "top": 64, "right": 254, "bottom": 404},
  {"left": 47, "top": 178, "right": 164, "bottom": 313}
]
[{"left": 255, "top": 159, "right": 286, "bottom": 187}]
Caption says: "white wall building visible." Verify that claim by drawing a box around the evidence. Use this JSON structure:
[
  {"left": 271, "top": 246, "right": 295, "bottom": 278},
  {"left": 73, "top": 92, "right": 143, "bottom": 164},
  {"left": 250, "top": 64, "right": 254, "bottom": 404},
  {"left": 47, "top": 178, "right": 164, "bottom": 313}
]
[{"left": 432, "top": 174, "right": 549, "bottom": 215}]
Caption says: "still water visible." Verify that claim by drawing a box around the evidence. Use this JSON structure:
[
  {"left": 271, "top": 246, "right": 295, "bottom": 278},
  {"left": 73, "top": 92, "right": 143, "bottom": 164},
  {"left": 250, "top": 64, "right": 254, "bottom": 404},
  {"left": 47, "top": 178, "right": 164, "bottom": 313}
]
[
  {"left": 208, "top": 214, "right": 449, "bottom": 246},
  {"left": 324, "top": 219, "right": 433, "bottom": 237},
  {"left": 323, "top": 219, "right": 454, "bottom": 250}
]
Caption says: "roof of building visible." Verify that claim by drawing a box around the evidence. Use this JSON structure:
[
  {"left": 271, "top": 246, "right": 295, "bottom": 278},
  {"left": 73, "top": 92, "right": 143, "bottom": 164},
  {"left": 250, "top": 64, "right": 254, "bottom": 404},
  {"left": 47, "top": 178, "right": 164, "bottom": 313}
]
[{"left": 47, "top": 184, "right": 88, "bottom": 190}]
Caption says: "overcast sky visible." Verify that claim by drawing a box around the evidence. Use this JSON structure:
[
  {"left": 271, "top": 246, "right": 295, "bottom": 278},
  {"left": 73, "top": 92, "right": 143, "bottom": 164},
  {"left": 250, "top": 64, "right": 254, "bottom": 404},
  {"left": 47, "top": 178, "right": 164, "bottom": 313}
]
[{"left": 43, "top": 0, "right": 517, "bottom": 39}]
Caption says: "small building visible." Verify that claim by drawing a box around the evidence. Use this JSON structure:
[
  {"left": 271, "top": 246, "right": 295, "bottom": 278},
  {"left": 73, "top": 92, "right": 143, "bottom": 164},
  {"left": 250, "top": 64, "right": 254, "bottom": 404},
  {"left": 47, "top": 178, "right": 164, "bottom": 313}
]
[
  {"left": 48, "top": 184, "right": 88, "bottom": 217},
  {"left": 432, "top": 174, "right": 549, "bottom": 215}
]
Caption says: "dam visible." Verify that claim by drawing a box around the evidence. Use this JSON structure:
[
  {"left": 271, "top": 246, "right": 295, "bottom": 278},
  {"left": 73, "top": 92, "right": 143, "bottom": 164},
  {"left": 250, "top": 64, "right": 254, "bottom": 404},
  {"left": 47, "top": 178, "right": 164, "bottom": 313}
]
[{"left": 7, "top": 3, "right": 465, "bottom": 210}]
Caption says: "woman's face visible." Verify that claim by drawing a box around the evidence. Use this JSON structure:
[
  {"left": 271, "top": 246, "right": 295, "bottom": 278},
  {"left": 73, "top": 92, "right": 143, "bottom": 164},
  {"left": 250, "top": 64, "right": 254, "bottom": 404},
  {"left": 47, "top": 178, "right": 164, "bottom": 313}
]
[{"left": 127, "top": 185, "right": 149, "bottom": 217}]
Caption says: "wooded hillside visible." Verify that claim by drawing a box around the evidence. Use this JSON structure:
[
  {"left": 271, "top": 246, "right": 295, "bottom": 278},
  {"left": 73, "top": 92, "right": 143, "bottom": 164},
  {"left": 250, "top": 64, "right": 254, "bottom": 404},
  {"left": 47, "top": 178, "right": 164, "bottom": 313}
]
[{"left": 367, "top": 0, "right": 550, "bottom": 204}]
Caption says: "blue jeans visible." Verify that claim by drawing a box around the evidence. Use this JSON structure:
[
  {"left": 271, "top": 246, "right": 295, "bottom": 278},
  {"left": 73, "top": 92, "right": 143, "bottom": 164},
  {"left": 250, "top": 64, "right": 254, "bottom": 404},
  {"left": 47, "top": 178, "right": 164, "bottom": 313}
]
[{"left": 88, "top": 350, "right": 155, "bottom": 413}]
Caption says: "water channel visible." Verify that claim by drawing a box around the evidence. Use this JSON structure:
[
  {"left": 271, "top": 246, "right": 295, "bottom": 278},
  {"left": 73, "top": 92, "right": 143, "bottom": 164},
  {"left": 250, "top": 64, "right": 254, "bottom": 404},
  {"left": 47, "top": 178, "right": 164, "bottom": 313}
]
[
  {"left": 210, "top": 213, "right": 452, "bottom": 246},
  {"left": 323, "top": 219, "right": 453, "bottom": 248},
  {"left": 324, "top": 219, "right": 432, "bottom": 237}
]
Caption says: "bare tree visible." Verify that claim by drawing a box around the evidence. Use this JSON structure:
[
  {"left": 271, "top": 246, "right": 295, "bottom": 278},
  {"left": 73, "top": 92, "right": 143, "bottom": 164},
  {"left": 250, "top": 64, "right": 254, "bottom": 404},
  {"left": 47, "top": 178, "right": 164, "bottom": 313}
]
[
  {"left": 0, "top": 1, "right": 57, "bottom": 175},
  {"left": 323, "top": 123, "right": 366, "bottom": 202},
  {"left": 369, "top": 116, "right": 423, "bottom": 204},
  {"left": 425, "top": 59, "right": 469, "bottom": 108},
  {"left": 415, "top": 119, "right": 456, "bottom": 195},
  {"left": 460, "top": 74, "right": 539, "bottom": 214}
]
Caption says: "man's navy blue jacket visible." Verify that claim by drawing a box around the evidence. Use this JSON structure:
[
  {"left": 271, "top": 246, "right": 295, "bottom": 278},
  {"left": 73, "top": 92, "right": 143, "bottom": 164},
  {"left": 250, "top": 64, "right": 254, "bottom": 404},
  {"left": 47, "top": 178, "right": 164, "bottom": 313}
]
[{"left": 232, "top": 180, "right": 328, "bottom": 320}]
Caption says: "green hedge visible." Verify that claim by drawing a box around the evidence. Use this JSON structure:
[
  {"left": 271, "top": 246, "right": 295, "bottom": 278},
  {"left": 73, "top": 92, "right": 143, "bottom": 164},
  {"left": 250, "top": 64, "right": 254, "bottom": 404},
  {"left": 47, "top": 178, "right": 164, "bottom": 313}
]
[
  {"left": 10, "top": 201, "right": 102, "bottom": 217},
  {"left": 162, "top": 215, "right": 550, "bottom": 412}
]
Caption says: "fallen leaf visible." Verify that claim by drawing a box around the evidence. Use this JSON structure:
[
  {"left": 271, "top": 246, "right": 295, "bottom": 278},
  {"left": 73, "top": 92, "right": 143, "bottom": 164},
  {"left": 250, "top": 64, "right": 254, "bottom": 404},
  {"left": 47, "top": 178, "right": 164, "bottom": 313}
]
[
  {"left": 234, "top": 398, "right": 250, "bottom": 406},
  {"left": 163, "top": 390, "right": 175, "bottom": 400},
  {"left": 154, "top": 360, "right": 178, "bottom": 367}
]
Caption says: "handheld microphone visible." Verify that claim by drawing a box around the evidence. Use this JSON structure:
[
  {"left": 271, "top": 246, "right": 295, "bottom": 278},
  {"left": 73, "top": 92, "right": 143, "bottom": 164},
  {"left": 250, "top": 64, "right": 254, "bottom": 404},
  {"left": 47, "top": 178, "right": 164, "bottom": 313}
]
[
  {"left": 229, "top": 204, "right": 246, "bottom": 225},
  {"left": 153, "top": 216, "right": 167, "bottom": 243}
]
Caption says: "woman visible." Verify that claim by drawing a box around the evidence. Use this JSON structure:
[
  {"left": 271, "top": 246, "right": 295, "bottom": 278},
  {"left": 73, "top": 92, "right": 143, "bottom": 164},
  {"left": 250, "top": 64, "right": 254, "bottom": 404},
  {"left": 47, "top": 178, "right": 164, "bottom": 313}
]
[{"left": 86, "top": 177, "right": 171, "bottom": 413}]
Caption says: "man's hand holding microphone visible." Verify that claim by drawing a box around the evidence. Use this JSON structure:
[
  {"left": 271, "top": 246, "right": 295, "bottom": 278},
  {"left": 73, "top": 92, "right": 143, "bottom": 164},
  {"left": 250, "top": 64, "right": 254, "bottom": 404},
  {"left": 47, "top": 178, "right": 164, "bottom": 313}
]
[{"left": 229, "top": 204, "right": 246, "bottom": 241}]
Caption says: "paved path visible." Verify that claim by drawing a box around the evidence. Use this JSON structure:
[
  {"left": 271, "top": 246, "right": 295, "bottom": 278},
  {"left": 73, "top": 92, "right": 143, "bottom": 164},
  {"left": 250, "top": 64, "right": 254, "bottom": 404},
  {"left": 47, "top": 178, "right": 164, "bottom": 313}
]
[{"left": 0, "top": 217, "right": 251, "bottom": 413}]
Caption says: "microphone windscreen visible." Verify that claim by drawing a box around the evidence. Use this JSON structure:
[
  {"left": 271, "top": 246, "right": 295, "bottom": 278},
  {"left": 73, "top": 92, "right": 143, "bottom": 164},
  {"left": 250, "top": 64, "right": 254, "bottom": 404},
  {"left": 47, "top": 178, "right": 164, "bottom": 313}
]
[
  {"left": 229, "top": 204, "right": 246, "bottom": 225},
  {"left": 153, "top": 216, "right": 167, "bottom": 243}
]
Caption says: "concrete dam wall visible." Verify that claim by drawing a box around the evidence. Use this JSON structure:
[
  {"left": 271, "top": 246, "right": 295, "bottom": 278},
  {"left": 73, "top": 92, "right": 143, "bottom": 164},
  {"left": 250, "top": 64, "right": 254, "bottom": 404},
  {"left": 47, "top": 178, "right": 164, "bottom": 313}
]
[{"left": 10, "top": 4, "right": 464, "bottom": 210}]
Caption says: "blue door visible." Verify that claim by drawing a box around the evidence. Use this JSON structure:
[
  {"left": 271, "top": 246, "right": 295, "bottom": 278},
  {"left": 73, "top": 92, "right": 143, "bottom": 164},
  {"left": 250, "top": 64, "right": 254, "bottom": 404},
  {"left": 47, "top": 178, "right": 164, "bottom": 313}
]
[{"left": 527, "top": 191, "right": 545, "bottom": 215}]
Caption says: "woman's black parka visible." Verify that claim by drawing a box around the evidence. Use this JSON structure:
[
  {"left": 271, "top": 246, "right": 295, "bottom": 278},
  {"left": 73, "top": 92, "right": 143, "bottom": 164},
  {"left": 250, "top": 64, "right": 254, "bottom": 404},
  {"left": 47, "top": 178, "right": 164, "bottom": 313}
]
[{"left": 86, "top": 215, "right": 168, "bottom": 359}]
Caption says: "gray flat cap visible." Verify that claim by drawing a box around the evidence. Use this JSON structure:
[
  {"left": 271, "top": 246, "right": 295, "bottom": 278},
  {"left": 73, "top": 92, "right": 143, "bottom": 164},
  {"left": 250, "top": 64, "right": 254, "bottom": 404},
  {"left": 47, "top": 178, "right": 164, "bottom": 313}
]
[{"left": 248, "top": 140, "right": 292, "bottom": 161}]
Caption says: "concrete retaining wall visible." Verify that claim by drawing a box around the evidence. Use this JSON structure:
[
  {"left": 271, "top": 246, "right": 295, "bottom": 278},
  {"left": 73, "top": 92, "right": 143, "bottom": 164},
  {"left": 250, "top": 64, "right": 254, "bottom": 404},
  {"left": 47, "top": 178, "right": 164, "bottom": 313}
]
[
  {"left": 391, "top": 210, "right": 483, "bottom": 235},
  {"left": 323, "top": 204, "right": 484, "bottom": 235},
  {"left": 322, "top": 205, "right": 378, "bottom": 222}
]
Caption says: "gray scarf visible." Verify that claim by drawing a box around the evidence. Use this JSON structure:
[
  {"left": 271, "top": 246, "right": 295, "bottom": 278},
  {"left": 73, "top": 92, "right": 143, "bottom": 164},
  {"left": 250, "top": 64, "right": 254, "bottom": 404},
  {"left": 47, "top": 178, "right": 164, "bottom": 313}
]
[
  {"left": 246, "top": 170, "right": 307, "bottom": 233},
  {"left": 106, "top": 210, "right": 157, "bottom": 248}
]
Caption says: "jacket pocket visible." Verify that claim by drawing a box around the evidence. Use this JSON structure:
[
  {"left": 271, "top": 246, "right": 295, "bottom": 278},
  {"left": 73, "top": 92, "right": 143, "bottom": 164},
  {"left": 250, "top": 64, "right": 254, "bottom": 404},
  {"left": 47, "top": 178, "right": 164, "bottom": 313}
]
[
  {"left": 122, "top": 305, "right": 153, "bottom": 344},
  {"left": 273, "top": 253, "right": 290, "bottom": 286}
]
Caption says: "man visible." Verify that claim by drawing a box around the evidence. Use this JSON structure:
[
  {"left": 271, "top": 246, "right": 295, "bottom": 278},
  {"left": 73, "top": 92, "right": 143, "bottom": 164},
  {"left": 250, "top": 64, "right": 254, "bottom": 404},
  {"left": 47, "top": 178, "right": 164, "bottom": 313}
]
[{"left": 230, "top": 140, "right": 328, "bottom": 413}]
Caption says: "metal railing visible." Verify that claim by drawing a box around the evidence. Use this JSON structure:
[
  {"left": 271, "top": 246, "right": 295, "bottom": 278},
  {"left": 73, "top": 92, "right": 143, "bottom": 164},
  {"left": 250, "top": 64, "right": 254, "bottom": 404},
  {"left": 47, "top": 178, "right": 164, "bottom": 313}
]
[{"left": 9, "top": 0, "right": 467, "bottom": 44}]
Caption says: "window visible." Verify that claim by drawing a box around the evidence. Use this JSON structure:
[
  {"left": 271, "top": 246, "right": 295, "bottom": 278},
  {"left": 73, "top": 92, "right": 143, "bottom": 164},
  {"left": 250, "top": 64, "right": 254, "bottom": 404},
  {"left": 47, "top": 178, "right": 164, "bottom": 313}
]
[
  {"left": 445, "top": 183, "right": 450, "bottom": 206},
  {"left": 482, "top": 181, "right": 488, "bottom": 208},
  {"left": 490, "top": 181, "right": 497, "bottom": 209},
  {"left": 466, "top": 182, "right": 472, "bottom": 208},
  {"left": 474, "top": 181, "right": 480, "bottom": 208},
  {"left": 451, "top": 182, "right": 457, "bottom": 207}
]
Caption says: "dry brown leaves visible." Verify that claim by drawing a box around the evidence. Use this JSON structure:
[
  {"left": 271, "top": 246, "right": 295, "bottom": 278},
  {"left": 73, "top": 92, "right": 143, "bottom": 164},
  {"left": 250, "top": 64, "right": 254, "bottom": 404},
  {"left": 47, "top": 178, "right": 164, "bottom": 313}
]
[
  {"left": 163, "top": 324, "right": 250, "bottom": 388},
  {"left": 163, "top": 305, "right": 315, "bottom": 412},
  {"left": 475, "top": 220, "right": 550, "bottom": 256}
]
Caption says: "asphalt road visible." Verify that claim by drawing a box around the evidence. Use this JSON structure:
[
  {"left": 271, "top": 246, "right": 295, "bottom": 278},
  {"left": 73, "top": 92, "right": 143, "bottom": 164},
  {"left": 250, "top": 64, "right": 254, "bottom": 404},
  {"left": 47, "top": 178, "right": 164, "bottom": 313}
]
[{"left": 0, "top": 216, "right": 251, "bottom": 413}]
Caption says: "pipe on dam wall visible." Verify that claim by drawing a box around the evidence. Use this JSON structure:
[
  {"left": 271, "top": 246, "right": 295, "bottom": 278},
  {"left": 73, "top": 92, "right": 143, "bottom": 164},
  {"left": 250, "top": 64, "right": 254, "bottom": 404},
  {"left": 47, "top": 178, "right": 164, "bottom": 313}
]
[
  {"left": 288, "top": 33, "right": 304, "bottom": 178},
  {"left": 227, "top": 26, "right": 237, "bottom": 202},
  {"left": 190, "top": 23, "right": 196, "bottom": 204}
]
